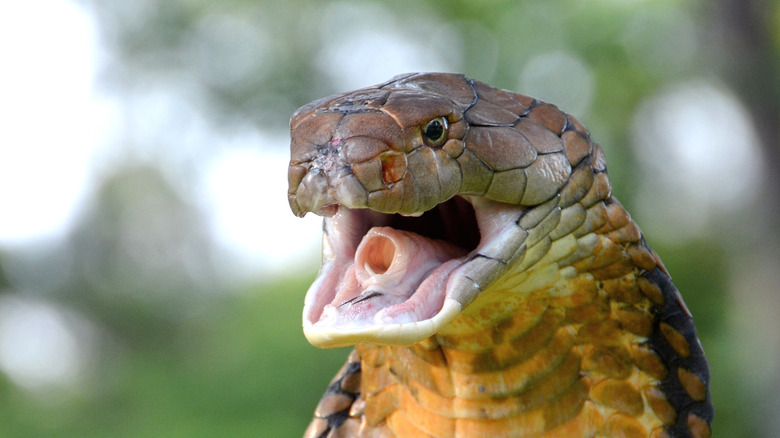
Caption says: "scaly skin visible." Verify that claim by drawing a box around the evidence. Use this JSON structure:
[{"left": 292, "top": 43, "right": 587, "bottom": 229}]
[{"left": 289, "top": 73, "right": 712, "bottom": 437}]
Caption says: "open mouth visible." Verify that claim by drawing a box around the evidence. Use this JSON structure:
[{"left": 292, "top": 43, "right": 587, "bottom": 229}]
[
  {"left": 288, "top": 73, "right": 565, "bottom": 348},
  {"left": 302, "top": 194, "right": 529, "bottom": 348}
]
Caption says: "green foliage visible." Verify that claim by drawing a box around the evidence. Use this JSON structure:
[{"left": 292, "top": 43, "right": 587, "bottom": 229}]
[{"left": 0, "top": 274, "right": 348, "bottom": 437}]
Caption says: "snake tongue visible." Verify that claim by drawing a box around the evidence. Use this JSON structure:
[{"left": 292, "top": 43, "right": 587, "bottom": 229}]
[{"left": 302, "top": 224, "right": 467, "bottom": 348}]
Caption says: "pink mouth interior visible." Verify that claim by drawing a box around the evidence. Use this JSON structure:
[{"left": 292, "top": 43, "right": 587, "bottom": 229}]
[{"left": 312, "top": 226, "right": 468, "bottom": 328}]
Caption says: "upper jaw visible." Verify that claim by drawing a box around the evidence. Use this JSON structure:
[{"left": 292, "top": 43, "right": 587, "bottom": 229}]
[{"left": 301, "top": 196, "right": 529, "bottom": 348}]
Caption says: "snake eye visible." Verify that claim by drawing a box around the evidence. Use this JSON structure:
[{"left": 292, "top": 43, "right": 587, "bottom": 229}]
[{"left": 422, "top": 117, "right": 448, "bottom": 147}]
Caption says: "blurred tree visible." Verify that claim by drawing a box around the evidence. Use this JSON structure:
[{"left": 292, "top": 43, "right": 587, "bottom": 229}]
[
  {"left": 709, "top": 0, "right": 780, "bottom": 218},
  {"left": 64, "top": 165, "right": 219, "bottom": 339}
]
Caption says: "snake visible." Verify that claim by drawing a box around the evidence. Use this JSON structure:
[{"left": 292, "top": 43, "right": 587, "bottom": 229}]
[{"left": 287, "top": 73, "right": 713, "bottom": 437}]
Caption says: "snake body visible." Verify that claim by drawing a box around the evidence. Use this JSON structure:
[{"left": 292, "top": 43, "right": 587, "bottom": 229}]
[{"left": 288, "top": 73, "right": 712, "bottom": 437}]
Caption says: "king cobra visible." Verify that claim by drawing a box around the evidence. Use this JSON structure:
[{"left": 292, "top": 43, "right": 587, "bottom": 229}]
[{"left": 287, "top": 73, "right": 713, "bottom": 437}]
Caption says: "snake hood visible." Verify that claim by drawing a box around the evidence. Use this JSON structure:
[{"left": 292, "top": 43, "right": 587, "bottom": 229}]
[{"left": 288, "top": 73, "right": 602, "bottom": 348}]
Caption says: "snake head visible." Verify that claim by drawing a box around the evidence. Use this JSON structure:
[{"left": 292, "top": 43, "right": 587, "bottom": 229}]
[
  {"left": 288, "top": 73, "right": 604, "bottom": 348},
  {"left": 288, "top": 73, "right": 476, "bottom": 217}
]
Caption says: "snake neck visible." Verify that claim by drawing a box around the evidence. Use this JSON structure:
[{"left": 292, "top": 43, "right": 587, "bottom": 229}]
[
  {"left": 355, "top": 276, "right": 660, "bottom": 436},
  {"left": 351, "top": 193, "right": 710, "bottom": 437}
]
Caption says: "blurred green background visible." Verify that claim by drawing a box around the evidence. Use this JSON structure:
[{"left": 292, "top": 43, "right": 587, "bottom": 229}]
[{"left": 1, "top": 0, "right": 779, "bottom": 436}]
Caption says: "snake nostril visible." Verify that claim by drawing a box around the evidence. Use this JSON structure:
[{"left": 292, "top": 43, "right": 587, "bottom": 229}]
[{"left": 380, "top": 152, "right": 407, "bottom": 185}]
